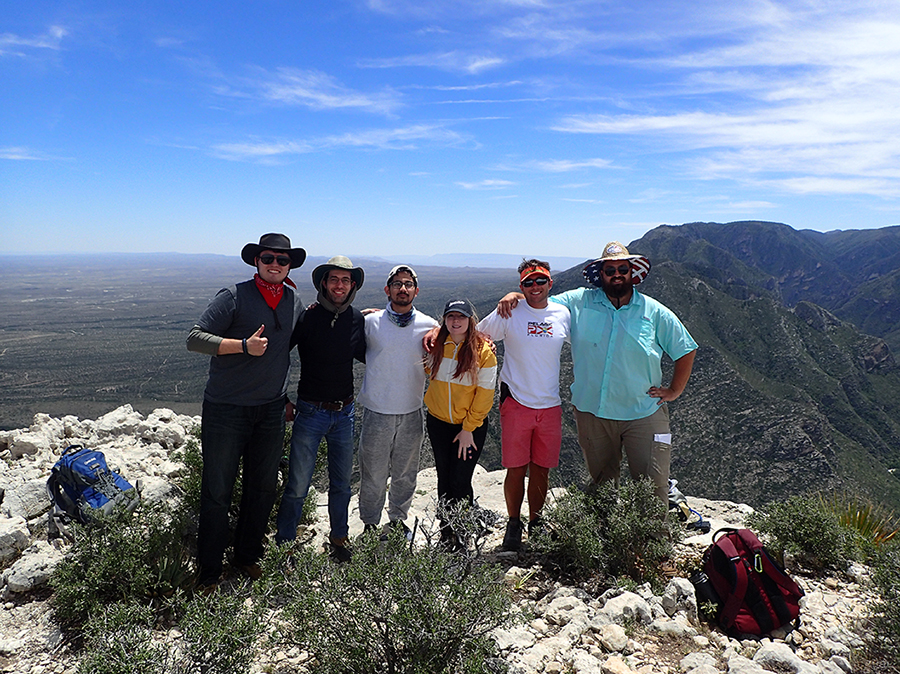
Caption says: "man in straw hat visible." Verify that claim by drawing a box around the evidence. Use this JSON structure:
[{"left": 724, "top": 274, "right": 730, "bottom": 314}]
[
  {"left": 275, "top": 255, "right": 366, "bottom": 562},
  {"left": 188, "top": 233, "right": 306, "bottom": 588},
  {"left": 498, "top": 241, "right": 697, "bottom": 506}
]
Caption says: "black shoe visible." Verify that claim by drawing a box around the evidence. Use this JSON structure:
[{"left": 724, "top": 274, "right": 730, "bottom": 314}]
[
  {"left": 328, "top": 536, "right": 352, "bottom": 563},
  {"left": 363, "top": 523, "right": 378, "bottom": 536},
  {"left": 527, "top": 515, "right": 544, "bottom": 538},
  {"left": 439, "top": 527, "right": 464, "bottom": 553},
  {"left": 234, "top": 562, "right": 263, "bottom": 580},
  {"left": 502, "top": 517, "right": 523, "bottom": 552},
  {"left": 385, "top": 519, "right": 413, "bottom": 542}
]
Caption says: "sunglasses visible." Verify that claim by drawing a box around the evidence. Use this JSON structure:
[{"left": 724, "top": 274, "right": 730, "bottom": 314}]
[
  {"left": 521, "top": 277, "right": 549, "bottom": 287},
  {"left": 603, "top": 265, "right": 631, "bottom": 277},
  {"left": 259, "top": 254, "right": 292, "bottom": 266}
]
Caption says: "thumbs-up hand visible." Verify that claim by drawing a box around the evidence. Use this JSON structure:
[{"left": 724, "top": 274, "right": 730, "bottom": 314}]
[{"left": 246, "top": 324, "right": 268, "bottom": 356}]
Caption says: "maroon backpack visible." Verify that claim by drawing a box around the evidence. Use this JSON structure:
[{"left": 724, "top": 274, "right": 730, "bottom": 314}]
[{"left": 702, "top": 528, "right": 804, "bottom": 635}]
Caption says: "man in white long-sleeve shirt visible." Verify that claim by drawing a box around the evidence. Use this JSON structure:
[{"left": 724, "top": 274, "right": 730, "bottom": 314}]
[{"left": 357, "top": 265, "right": 438, "bottom": 540}]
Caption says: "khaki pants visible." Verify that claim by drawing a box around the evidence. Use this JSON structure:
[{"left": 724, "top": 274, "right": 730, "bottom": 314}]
[{"left": 574, "top": 405, "right": 671, "bottom": 504}]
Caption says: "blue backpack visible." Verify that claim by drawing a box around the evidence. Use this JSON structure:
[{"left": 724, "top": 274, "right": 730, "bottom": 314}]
[{"left": 47, "top": 444, "right": 141, "bottom": 537}]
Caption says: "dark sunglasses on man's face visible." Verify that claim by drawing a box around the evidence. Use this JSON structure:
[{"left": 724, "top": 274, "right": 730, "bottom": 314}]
[
  {"left": 521, "top": 277, "right": 549, "bottom": 288},
  {"left": 259, "top": 254, "right": 292, "bottom": 266},
  {"left": 603, "top": 265, "right": 631, "bottom": 277}
]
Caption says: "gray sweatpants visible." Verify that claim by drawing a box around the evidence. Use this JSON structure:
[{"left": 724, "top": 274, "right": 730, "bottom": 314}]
[{"left": 357, "top": 407, "right": 425, "bottom": 526}]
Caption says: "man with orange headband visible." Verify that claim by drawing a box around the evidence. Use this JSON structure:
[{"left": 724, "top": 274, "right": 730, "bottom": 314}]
[
  {"left": 479, "top": 259, "right": 570, "bottom": 552},
  {"left": 498, "top": 242, "right": 697, "bottom": 511}
]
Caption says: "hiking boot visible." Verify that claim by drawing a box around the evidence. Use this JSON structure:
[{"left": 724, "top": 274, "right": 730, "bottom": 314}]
[
  {"left": 363, "top": 523, "right": 378, "bottom": 536},
  {"left": 234, "top": 562, "right": 263, "bottom": 580},
  {"left": 328, "top": 535, "right": 352, "bottom": 563},
  {"left": 194, "top": 577, "right": 219, "bottom": 596},
  {"left": 385, "top": 519, "right": 413, "bottom": 542},
  {"left": 527, "top": 515, "right": 544, "bottom": 538},
  {"left": 439, "top": 526, "right": 464, "bottom": 553},
  {"left": 502, "top": 517, "right": 523, "bottom": 552}
]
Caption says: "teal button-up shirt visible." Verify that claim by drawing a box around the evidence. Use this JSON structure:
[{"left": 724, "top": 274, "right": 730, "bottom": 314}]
[{"left": 550, "top": 287, "right": 697, "bottom": 421}]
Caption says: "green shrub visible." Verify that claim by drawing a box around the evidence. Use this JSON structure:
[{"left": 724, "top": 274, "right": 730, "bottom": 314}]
[
  {"left": 532, "top": 478, "right": 678, "bottom": 588},
  {"left": 865, "top": 545, "right": 900, "bottom": 670},
  {"left": 746, "top": 494, "right": 854, "bottom": 571},
  {"left": 76, "top": 602, "right": 170, "bottom": 674},
  {"left": 171, "top": 429, "right": 203, "bottom": 515},
  {"left": 179, "top": 589, "right": 264, "bottom": 674},
  {"left": 50, "top": 500, "right": 195, "bottom": 633},
  {"left": 265, "top": 532, "right": 512, "bottom": 674}
]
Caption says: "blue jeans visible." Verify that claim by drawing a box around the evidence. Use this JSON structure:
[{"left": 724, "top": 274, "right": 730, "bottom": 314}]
[
  {"left": 197, "top": 399, "right": 285, "bottom": 584},
  {"left": 275, "top": 400, "right": 355, "bottom": 543}
]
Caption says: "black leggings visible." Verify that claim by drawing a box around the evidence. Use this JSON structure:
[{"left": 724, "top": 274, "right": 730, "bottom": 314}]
[{"left": 426, "top": 412, "right": 488, "bottom": 517}]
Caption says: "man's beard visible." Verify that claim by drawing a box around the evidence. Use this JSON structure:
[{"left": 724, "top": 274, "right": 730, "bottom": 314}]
[
  {"left": 601, "top": 276, "right": 632, "bottom": 299},
  {"left": 392, "top": 295, "right": 413, "bottom": 310}
]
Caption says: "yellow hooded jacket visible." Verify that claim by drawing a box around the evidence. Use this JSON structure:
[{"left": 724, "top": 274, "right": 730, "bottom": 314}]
[{"left": 425, "top": 337, "right": 497, "bottom": 432}]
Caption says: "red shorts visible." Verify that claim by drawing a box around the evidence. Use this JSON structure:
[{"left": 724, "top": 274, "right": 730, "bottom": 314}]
[{"left": 499, "top": 396, "right": 562, "bottom": 469}]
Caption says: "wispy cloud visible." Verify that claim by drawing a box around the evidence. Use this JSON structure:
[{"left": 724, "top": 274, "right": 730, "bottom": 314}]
[
  {"left": 532, "top": 158, "right": 613, "bottom": 172},
  {"left": 211, "top": 124, "right": 467, "bottom": 162},
  {"left": 212, "top": 67, "right": 403, "bottom": 115},
  {"left": 550, "top": 2, "right": 900, "bottom": 198},
  {"left": 0, "top": 25, "right": 67, "bottom": 57},
  {"left": 455, "top": 179, "right": 516, "bottom": 189},
  {"left": 359, "top": 51, "right": 505, "bottom": 74},
  {"left": 0, "top": 146, "right": 50, "bottom": 160}
]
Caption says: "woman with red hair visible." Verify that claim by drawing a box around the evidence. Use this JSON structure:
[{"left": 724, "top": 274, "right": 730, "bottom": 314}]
[{"left": 424, "top": 298, "right": 497, "bottom": 550}]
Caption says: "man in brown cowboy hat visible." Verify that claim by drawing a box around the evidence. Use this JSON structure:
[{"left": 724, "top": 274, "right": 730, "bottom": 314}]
[
  {"left": 275, "top": 255, "right": 366, "bottom": 562},
  {"left": 187, "top": 233, "right": 306, "bottom": 588},
  {"left": 499, "top": 241, "right": 697, "bottom": 506}
]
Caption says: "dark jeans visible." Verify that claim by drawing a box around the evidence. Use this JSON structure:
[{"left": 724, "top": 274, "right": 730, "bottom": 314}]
[
  {"left": 197, "top": 399, "right": 284, "bottom": 583},
  {"left": 426, "top": 412, "right": 488, "bottom": 520}
]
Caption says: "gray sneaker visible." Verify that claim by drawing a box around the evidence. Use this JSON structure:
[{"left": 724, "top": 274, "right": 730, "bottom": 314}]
[{"left": 384, "top": 519, "right": 413, "bottom": 542}]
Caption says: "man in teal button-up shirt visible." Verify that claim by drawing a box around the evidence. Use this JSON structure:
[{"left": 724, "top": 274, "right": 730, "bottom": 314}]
[{"left": 499, "top": 241, "right": 697, "bottom": 504}]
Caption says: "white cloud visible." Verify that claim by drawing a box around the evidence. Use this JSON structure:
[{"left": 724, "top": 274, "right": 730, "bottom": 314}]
[
  {"left": 255, "top": 68, "right": 402, "bottom": 114},
  {"left": 211, "top": 124, "right": 466, "bottom": 162},
  {"left": 0, "top": 146, "right": 48, "bottom": 160},
  {"left": 358, "top": 51, "right": 505, "bottom": 74},
  {"left": 456, "top": 179, "right": 516, "bottom": 189},
  {"left": 0, "top": 25, "right": 67, "bottom": 56},
  {"left": 532, "top": 158, "right": 613, "bottom": 172}
]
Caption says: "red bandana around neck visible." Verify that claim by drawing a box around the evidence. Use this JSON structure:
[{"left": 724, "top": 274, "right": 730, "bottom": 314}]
[{"left": 254, "top": 273, "right": 284, "bottom": 310}]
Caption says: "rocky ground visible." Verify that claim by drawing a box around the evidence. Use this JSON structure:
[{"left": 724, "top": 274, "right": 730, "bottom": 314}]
[{"left": 0, "top": 406, "right": 873, "bottom": 673}]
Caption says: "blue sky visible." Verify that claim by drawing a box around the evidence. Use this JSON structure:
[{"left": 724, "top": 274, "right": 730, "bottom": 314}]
[{"left": 3, "top": 0, "right": 900, "bottom": 259}]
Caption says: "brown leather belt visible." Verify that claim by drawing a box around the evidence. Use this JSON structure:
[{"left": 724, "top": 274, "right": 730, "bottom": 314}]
[{"left": 301, "top": 396, "right": 354, "bottom": 411}]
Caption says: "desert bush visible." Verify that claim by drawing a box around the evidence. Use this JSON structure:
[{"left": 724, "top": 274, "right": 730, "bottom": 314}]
[
  {"left": 864, "top": 545, "right": 900, "bottom": 670},
  {"left": 746, "top": 494, "right": 854, "bottom": 571},
  {"left": 76, "top": 601, "right": 170, "bottom": 674},
  {"left": 265, "top": 532, "right": 512, "bottom": 674},
  {"left": 50, "top": 500, "right": 195, "bottom": 632},
  {"left": 178, "top": 589, "right": 264, "bottom": 674},
  {"left": 532, "top": 477, "right": 678, "bottom": 588}
]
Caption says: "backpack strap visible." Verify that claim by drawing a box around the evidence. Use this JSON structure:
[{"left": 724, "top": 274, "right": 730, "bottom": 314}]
[
  {"left": 715, "top": 533, "right": 750, "bottom": 629},
  {"left": 735, "top": 528, "right": 803, "bottom": 598}
]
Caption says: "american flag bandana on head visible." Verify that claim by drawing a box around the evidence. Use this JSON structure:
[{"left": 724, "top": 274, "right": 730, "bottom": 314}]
[{"left": 582, "top": 241, "right": 651, "bottom": 288}]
